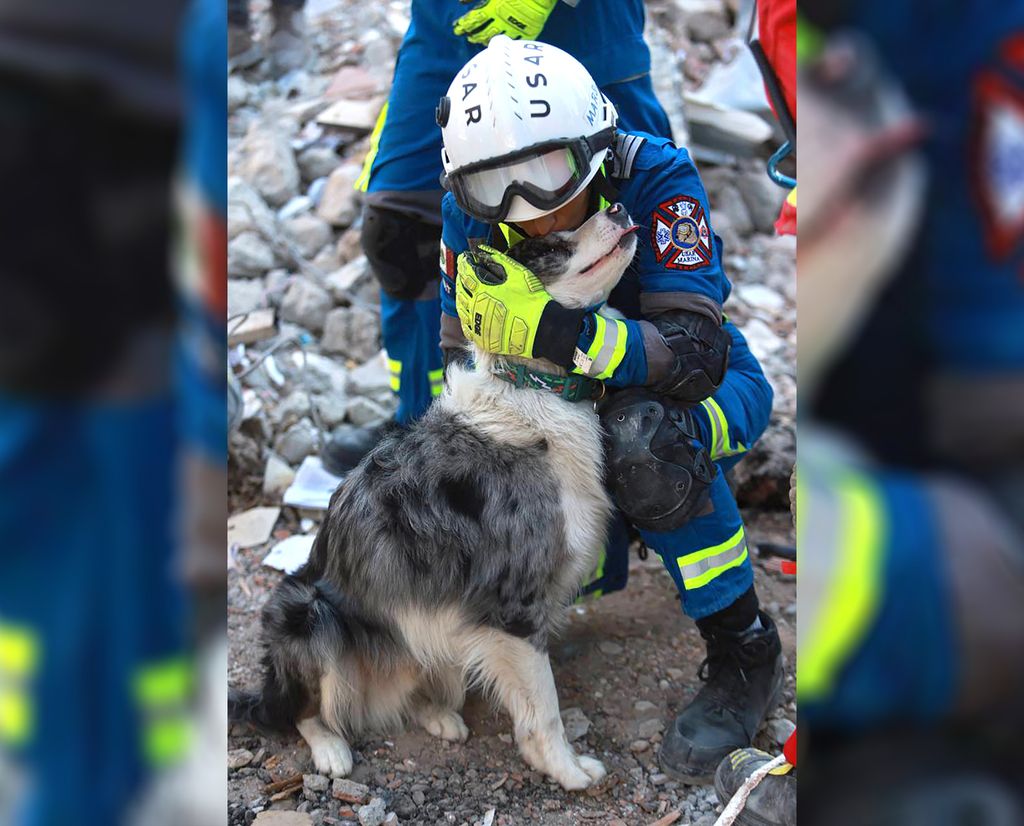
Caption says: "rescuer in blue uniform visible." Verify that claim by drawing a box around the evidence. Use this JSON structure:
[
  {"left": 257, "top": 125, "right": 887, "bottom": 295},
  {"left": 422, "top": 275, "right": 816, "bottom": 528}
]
[
  {"left": 322, "top": 0, "right": 674, "bottom": 473},
  {"left": 437, "top": 37, "right": 783, "bottom": 783}
]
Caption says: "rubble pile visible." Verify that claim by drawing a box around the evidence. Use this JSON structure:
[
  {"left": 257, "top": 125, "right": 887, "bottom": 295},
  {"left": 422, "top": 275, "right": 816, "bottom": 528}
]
[{"left": 228, "top": 0, "right": 794, "bottom": 512}]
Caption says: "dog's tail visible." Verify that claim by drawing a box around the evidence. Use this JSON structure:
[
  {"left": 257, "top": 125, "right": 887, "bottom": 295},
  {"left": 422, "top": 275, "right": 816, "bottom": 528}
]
[
  {"left": 228, "top": 575, "right": 345, "bottom": 732},
  {"left": 229, "top": 574, "right": 399, "bottom": 733}
]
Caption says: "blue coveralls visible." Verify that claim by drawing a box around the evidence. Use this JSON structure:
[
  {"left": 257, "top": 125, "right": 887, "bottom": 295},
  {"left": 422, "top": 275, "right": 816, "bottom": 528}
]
[
  {"left": 803, "top": 0, "right": 1024, "bottom": 725},
  {"left": 440, "top": 134, "right": 774, "bottom": 620},
  {"left": 358, "top": 0, "right": 672, "bottom": 425}
]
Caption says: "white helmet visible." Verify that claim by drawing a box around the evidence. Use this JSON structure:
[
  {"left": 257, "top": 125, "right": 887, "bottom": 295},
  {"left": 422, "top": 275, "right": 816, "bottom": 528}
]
[{"left": 437, "top": 35, "right": 617, "bottom": 224}]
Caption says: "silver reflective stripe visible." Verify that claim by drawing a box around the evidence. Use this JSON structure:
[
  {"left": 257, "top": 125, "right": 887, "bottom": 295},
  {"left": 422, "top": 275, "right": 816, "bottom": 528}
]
[
  {"left": 590, "top": 319, "right": 621, "bottom": 377},
  {"left": 679, "top": 530, "right": 747, "bottom": 583},
  {"left": 610, "top": 133, "right": 646, "bottom": 180}
]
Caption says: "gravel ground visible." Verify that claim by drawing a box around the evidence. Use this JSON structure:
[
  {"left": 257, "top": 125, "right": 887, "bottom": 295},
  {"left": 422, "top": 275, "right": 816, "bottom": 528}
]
[{"left": 228, "top": 508, "right": 795, "bottom": 826}]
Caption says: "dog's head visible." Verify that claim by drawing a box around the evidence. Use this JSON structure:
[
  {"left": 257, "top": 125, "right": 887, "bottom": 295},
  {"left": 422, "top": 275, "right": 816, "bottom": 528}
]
[{"left": 506, "top": 203, "right": 638, "bottom": 309}]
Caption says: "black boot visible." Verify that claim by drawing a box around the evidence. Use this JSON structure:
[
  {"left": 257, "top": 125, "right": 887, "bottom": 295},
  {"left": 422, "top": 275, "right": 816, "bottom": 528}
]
[
  {"left": 714, "top": 747, "right": 796, "bottom": 826},
  {"left": 320, "top": 422, "right": 391, "bottom": 476},
  {"left": 659, "top": 610, "right": 783, "bottom": 784}
]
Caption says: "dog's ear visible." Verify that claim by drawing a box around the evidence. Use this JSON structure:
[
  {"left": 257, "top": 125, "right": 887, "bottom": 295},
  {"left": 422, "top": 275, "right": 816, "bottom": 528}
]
[{"left": 506, "top": 233, "right": 574, "bottom": 284}]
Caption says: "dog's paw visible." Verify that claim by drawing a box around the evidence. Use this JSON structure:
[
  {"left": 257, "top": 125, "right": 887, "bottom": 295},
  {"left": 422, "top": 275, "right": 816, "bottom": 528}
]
[
  {"left": 309, "top": 734, "right": 353, "bottom": 778},
  {"left": 418, "top": 709, "right": 470, "bottom": 743},
  {"left": 550, "top": 753, "right": 607, "bottom": 791},
  {"left": 577, "top": 755, "right": 607, "bottom": 784}
]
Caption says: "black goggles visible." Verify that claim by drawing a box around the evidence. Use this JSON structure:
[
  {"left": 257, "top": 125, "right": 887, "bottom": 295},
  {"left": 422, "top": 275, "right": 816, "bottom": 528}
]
[{"left": 443, "top": 128, "right": 615, "bottom": 223}]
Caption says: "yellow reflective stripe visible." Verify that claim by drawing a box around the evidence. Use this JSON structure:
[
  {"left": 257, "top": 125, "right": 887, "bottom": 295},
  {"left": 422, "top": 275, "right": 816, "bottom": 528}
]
[
  {"left": 799, "top": 474, "right": 885, "bottom": 700},
  {"left": 428, "top": 368, "right": 444, "bottom": 382},
  {"left": 585, "top": 314, "right": 606, "bottom": 362},
  {"left": 0, "top": 625, "right": 39, "bottom": 678},
  {"left": 677, "top": 526, "right": 748, "bottom": 589},
  {"left": 143, "top": 716, "right": 193, "bottom": 767},
  {"left": 0, "top": 688, "right": 32, "bottom": 745},
  {"left": 703, "top": 398, "right": 747, "bottom": 459},
  {"left": 354, "top": 101, "right": 389, "bottom": 192},
  {"left": 387, "top": 357, "right": 402, "bottom": 391},
  {"left": 584, "top": 317, "right": 628, "bottom": 380},
  {"left": 134, "top": 658, "right": 193, "bottom": 709}
]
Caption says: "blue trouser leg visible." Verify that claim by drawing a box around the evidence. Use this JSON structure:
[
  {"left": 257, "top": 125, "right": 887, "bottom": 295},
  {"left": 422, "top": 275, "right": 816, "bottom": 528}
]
[
  {"left": 380, "top": 289, "right": 444, "bottom": 425},
  {"left": 640, "top": 323, "right": 774, "bottom": 620}
]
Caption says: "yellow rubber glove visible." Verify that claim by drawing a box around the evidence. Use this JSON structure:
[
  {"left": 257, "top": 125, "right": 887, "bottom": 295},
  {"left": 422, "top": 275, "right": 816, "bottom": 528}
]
[
  {"left": 453, "top": 0, "right": 560, "bottom": 44},
  {"left": 455, "top": 245, "right": 584, "bottom": 362}
]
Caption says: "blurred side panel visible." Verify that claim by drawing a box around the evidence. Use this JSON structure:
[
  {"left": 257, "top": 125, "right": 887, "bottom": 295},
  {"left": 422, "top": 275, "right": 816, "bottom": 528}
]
[
  {"left": 0, "top": 0, "right": 226, "bottom": 824},
  {"left": 798, "top": 0, "right": 1024, "bottom": 822}
]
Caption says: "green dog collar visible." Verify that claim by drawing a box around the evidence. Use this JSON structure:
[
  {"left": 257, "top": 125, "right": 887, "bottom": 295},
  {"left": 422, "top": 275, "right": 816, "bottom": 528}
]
[{"left": 493, "top": 362, "right": 605, "bottom": 402}]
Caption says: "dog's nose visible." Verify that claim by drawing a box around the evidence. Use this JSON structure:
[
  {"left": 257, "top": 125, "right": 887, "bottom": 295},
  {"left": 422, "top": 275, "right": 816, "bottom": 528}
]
[{"left": 605, "top": 202, "right": 630, "bottom": 226}]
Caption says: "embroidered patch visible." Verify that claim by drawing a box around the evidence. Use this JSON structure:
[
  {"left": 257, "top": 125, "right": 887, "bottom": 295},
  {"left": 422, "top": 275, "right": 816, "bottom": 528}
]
[
  {"left": 650, "top": 195, "right": 713, "bottom": 271},
  {"left": 439, "top": 240, "right": 456, "bottom": 277},
  {"left": 971, "top": 60, "right": 1024, "bottom": 261}
]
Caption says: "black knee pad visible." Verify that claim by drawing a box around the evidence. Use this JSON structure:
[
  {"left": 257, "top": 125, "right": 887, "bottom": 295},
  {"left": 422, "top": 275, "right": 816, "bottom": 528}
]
[
  {"left": 361, "top": 205, "right": 440, "bottom": 301},
  {"left": 600, "top": 388, "right": 716, "bottom": 533}
]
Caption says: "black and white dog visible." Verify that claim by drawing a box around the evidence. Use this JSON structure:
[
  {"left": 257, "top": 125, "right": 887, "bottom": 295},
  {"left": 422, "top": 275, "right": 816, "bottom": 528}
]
[{"left": 231, "top": 204, "right": 638, "bottom": 791}]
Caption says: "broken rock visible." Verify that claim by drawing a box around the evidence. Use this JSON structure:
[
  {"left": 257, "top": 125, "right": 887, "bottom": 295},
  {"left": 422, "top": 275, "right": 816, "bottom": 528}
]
[
  {"left": 228, "top": 748, "right": 254, "bottom": 770},
  {"left": 264, "top": 451, "right": 297, "bottom": 498},
  {"left": 228, "top": 278, "right": 266, "bottom": 317},
  {"left": 280, "top": 277, "right": 332, "bottom": 333},
  {"left": 253, "top": 813, "right": 314, "bottom": 826},
  {"left": 321, "top": 306, "right": 380, "bottom": 362},
  {"left": 345, "top": 396, "right": 389, "bottom": 427},
  {"left": 229, "top": 176, "right": 277, "bottom": 239},
  {"left": 273, "top": 390, "right": 313, "bottom": 430},
  {"left": 228, "top": 231, "right": 276, "bottom": 278},
  {"left": 274, "top": 417, "right": 320, "bottom": 465},
  {"left": 326, "top": 256, "right": 371, "bottom": 302},
  {"left": 239, "top": 127, "right": 301, "bottom": 207},
  {"left": 332, "top": 778, "right": 371, "bottom": 804},
  {"left": 357, "top": 797, "right": 388, "bottom": 826},
  {"left": 317, "top": 163, "right": 362, "bottom": 227},
  {"left": 347, "top": 351, "right": 392, "bottom": 395},
  {"left": 284, "top": 213, "right": 333, "bottom": 258},
  {"left": 228, "top": 308, "right": 277, "bottom": 346},
  {"left": 298, "top": 145, "right": 341, "bottom": 181},
  {"left": 560, "top": 707, "right": 591, "bottom": 742}
]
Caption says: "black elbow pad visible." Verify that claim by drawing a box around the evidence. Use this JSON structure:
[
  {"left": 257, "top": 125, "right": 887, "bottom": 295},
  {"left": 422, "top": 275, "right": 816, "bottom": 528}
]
[{"left": 650, "top": 310, "right": 731, "bottom": 403}]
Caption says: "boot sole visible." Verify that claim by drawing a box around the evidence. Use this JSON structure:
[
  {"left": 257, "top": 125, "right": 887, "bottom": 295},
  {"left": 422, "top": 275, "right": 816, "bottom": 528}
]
[{"left": 657, "top": 656, "right": 787, "bottom": 786}]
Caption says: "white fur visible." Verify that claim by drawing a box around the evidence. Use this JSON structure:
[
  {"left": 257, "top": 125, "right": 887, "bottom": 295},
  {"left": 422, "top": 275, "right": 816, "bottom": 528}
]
[{"left": 297, "top": 716, "right": 353, "bottom": 778}]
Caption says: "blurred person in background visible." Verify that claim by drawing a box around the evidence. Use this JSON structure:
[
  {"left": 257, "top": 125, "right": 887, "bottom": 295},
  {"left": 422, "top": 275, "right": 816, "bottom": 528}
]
[
  {"left": 320, "top": 0, "right": 676, "bottom": 474},
  {"left": 228, "top": 0, "right": 308, "bottom": 75},
  {"left": 798, "top": 3, "right": 1024, "bottom": 822},
  {"left": 0, "top": 0, "right": 221, "bottom": 822}
]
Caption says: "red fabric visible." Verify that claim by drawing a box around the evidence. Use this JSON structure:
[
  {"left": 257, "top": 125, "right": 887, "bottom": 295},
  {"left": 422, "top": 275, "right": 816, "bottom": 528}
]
[
  {"left": 783, "top": 728, "right": 797, "bottom": 767},
  {"left": 199, "top": 210, "right": 228, "bottom": 318},
  {"left": 775, "top": 194, "right": 797, "bottom": 237},
  {"left": 757, "top": 0, "right": 797, "bottom": 122}
]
